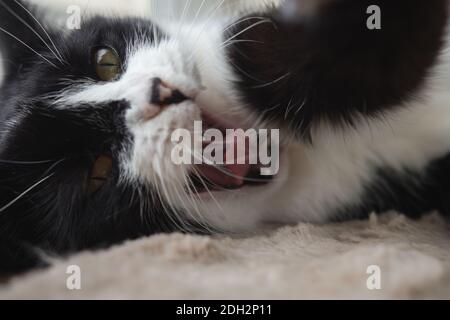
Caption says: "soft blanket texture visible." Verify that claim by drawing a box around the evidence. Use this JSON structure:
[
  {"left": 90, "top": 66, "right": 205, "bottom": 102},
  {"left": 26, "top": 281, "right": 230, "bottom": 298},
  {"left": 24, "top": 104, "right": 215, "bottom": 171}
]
[{"left": 1, "top": 212, "right": 449, "bottom": 299}]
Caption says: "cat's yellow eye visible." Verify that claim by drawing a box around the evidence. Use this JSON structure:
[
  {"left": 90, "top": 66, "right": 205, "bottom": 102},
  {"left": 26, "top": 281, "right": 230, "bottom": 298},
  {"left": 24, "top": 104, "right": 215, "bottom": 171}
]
[
  {"left": 88, "top": 155, "right": 113, "bottom": 195},
  {"left": 93, "top": 46, "right": 122, "bottom": 81}
]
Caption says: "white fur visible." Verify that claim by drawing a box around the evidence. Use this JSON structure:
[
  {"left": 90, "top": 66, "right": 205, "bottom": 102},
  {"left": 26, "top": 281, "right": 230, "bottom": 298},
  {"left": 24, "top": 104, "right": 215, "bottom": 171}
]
[
  {"left": 48, "top": 2, "right": 450, "bottom": 233},
  {"left": 183, "top": 15, "right": 450, "bottom": 232}
]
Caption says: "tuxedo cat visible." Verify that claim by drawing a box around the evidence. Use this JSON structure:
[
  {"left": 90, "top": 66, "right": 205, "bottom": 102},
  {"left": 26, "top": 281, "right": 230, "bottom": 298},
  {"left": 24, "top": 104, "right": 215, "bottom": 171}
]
[{"left": 0, "top": 0, "right": 449, "bottom": 275}]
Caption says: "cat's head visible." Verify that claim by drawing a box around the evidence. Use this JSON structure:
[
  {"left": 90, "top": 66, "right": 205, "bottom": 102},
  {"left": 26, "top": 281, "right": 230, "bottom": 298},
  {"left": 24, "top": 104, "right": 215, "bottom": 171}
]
[{"left": 0, "top": 0, "right": 284, "bottom": 252}]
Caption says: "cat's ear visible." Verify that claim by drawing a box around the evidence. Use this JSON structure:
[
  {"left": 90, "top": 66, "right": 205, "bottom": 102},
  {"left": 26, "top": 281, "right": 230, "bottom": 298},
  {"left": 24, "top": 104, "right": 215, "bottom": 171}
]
[{"left": 0, "top": 0, "right": 54, "bottom": 77}]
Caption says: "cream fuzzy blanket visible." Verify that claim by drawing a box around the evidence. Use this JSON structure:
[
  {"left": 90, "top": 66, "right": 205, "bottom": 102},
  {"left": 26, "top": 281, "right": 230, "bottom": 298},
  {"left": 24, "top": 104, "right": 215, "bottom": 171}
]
[{"left": 1, "top": 213, "right": 450, "bottom": 299}]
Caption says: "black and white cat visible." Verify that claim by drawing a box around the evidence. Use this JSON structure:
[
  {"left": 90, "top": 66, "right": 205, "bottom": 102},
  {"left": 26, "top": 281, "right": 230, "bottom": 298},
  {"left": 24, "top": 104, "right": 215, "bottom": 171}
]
[{"left": 1, "top": 0, "right": 449, "bottom": 275}]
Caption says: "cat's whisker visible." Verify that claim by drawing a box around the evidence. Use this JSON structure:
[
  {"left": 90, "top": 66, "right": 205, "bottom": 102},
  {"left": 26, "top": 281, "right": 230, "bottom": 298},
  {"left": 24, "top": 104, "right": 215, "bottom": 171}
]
[
  {"left": 251, "top": 72, "right": 291, "bottom": 90},
  {"left": 150, "top": 169, "right": 181, "bottom": 230},
  {"left": 220, "top": 18, "right": 273, "bottom": 48},
  {"left": 294, "top": 97, "right": 307, "bottom": 115},
  {"left": 221, "top": 16, "right": 268, "bottom": 34},
  {"left": 0, "top": 159, "right": 56, "bottom": 165},
  {"left": 134, "top": 185, "right": 146, "bottom": 228},
  {"left": 176, "top": 0, "right": 192, "bottom": 38},
  {"left": 187, "top": 147, "right": 233, "bottom": 197},
  {"left": 189, "top": 0, "right": 207, "bottom": 33},
  {"left": 152, "top": 162, "right": 193, "bottom": 233},
  {"left": 189, "top": 164, "right": 225, "bottom": 213},
  {"left": 184, "top": 0, "right": 227, "bottom": 63},
  {"left": 219, "top": 38, "right": 264, "bottom": 49},
  {"left": 0, "top": 26, "right": 59, "bottom": 69},
  {"left": 0, "top": 1, "right": 63, "bottom": 65},
  {"left": 284, "top": 96, "right": 295, "bottom": 120},
  {"left": 183, "top": 172, "right": 208, "bottom": 212},
  {"left": 0, "top": 173, "right": 54, "bottom": 213},
  {"left": 13, "top": 0, "right": 66, "bottom": 63},
  {"left": 189, "top": 144, "right": 282, "bottom": 185},
  {"left": 173, "top": 174, "right": 212, "bottom": 233}
]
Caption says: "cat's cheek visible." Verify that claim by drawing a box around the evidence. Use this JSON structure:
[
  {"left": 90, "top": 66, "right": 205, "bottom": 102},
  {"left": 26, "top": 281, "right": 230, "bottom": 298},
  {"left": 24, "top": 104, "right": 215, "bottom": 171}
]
[{"left": 123, "top": 101, "right": 201, "bottom": 196}]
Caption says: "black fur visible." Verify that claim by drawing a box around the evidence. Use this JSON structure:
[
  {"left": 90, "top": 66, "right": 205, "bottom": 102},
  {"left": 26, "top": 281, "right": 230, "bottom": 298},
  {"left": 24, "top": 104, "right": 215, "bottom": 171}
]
[
  {"left": 227, "top": 0, "right": 450, "bottom": 225},
  {"left": 227, "top": 0, "right": 449, "bottom": 138},
  {"left": 227, "top": 0, "right": 450, "bottom": 226},
  {"left": 1, "top": 0, "right": 450, "bottom": 277},
  {"left": 336, "top": 153, "right": 450, "bottom": 222},
  {"left": 0, "top": 1, "right": 182, "bottom": 275}
]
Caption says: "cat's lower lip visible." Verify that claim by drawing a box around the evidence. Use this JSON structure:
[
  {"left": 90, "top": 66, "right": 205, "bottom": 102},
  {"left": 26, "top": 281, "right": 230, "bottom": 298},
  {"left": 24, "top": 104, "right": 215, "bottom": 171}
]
[{"left": 188, "top": 166, "right": 274, "bottom": 194}]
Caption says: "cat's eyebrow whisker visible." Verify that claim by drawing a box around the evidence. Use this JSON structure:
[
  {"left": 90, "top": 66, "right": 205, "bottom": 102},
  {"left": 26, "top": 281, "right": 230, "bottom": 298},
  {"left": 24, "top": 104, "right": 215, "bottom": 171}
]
[
  {"left": 13, "top": 0, "right": 66, "bottom": 64},
  {"left": 220, "top": 18, "right": 273, "bottom": 49},
  {"left": 189, "top": 0, "right": 207, "bottom": 33},
  {"left": 0, "top": 1, "right": 64, "bottom": 65},
  {"left": 0, "top": 26, "right": 59, "bottom": 69},
  {"left": 176, "top": 0, "right": 192, "bottom": 38},
  {"left": 184, "top": 0, "right": 226, "bottom": 63},
  {"left": 0, "top": 159, "right": 57, "bottom": 165},
  {"left": 219, "top": 39, "right": 264, "bottom": 50},
  {"left": 0, "top": 173, "right": 54, "bottom": 213},
  {"left": 221, "top": 16, "right": 268, "bottom": 34}
]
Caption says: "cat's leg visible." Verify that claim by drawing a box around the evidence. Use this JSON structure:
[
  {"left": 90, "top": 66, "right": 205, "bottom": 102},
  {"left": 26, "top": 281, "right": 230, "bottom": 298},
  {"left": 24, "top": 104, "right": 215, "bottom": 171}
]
[
  {"left": 345, "top": 152, "right": 450, "bottom": 221},
  {"left": 226, "top": 0, "right": 448, "bottom": 138}
]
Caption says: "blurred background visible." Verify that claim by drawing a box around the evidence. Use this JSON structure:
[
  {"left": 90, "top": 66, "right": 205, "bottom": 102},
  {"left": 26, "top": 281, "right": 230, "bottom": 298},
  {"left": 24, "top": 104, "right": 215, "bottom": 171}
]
[
  {"left": 27, "top": 0, "right": 277, "bottom": 21},
  {"left": 28, "top": 0, "right": 245, "bottom": 20}
]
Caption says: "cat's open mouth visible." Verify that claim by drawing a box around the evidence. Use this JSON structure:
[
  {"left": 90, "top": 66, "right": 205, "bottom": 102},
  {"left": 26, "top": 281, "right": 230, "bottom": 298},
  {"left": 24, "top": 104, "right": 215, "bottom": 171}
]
[
  {"left": 190, "top": 162, "right": 274, "bottom": 194},
  {"left": 188, "top": 113, "right": 276, "bottom": 194}
]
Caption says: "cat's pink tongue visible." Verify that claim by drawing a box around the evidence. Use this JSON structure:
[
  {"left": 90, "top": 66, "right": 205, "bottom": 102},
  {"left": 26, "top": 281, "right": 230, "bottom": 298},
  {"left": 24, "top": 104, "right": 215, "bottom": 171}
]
[
  {"left": 196, "top": 137, "right": 251, "bottom": 188},
  {"left": 196, "top": 163, "right": 251, "bottom": 188}
]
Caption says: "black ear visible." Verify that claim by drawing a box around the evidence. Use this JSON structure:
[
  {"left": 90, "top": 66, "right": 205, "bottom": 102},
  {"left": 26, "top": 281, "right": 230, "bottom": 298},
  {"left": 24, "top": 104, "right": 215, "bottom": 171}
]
[{"left": 0, "top": 0, "right": 52, "bottom": 78}]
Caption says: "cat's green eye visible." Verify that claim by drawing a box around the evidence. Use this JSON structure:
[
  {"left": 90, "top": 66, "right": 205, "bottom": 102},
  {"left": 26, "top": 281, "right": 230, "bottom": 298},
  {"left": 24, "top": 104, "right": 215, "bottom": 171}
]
[
  {"left": 93, "top": 46, "right": 122, "bottom": 81},
  {"left": 88, "top": 155, "right": 113, "bottom": 195}
]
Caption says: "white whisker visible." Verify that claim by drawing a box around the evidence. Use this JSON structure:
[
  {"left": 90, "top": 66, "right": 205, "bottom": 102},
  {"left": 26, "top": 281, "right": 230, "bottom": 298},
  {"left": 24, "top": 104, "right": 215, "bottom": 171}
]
[
  {"left": 221, "top": 18, "right": 273, "bottom": 48},
  {"left": 0, "top": 1, "right": 63, "bottom": 64},
  {"left": 0, "top": 173, "right": 54, "bottom": 213},
  {"left": 0, "top": 26, "right": 59, "bottom": 68},
  {"left": 13, "top": 0, "right": 66, "bottom": 63}
]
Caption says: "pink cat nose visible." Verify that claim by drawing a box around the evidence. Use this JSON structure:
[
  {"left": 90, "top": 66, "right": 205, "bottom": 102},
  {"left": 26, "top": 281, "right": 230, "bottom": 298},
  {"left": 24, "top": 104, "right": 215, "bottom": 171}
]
[{"left": 150, "top": 77, "right": 189, "bottom": 106}]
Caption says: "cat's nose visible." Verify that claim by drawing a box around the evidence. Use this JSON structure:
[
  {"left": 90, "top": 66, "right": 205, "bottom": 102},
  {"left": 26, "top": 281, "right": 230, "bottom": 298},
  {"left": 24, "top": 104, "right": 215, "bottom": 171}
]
[{"left": 150, "top": 77, "right": 189, "bottom": 106}]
